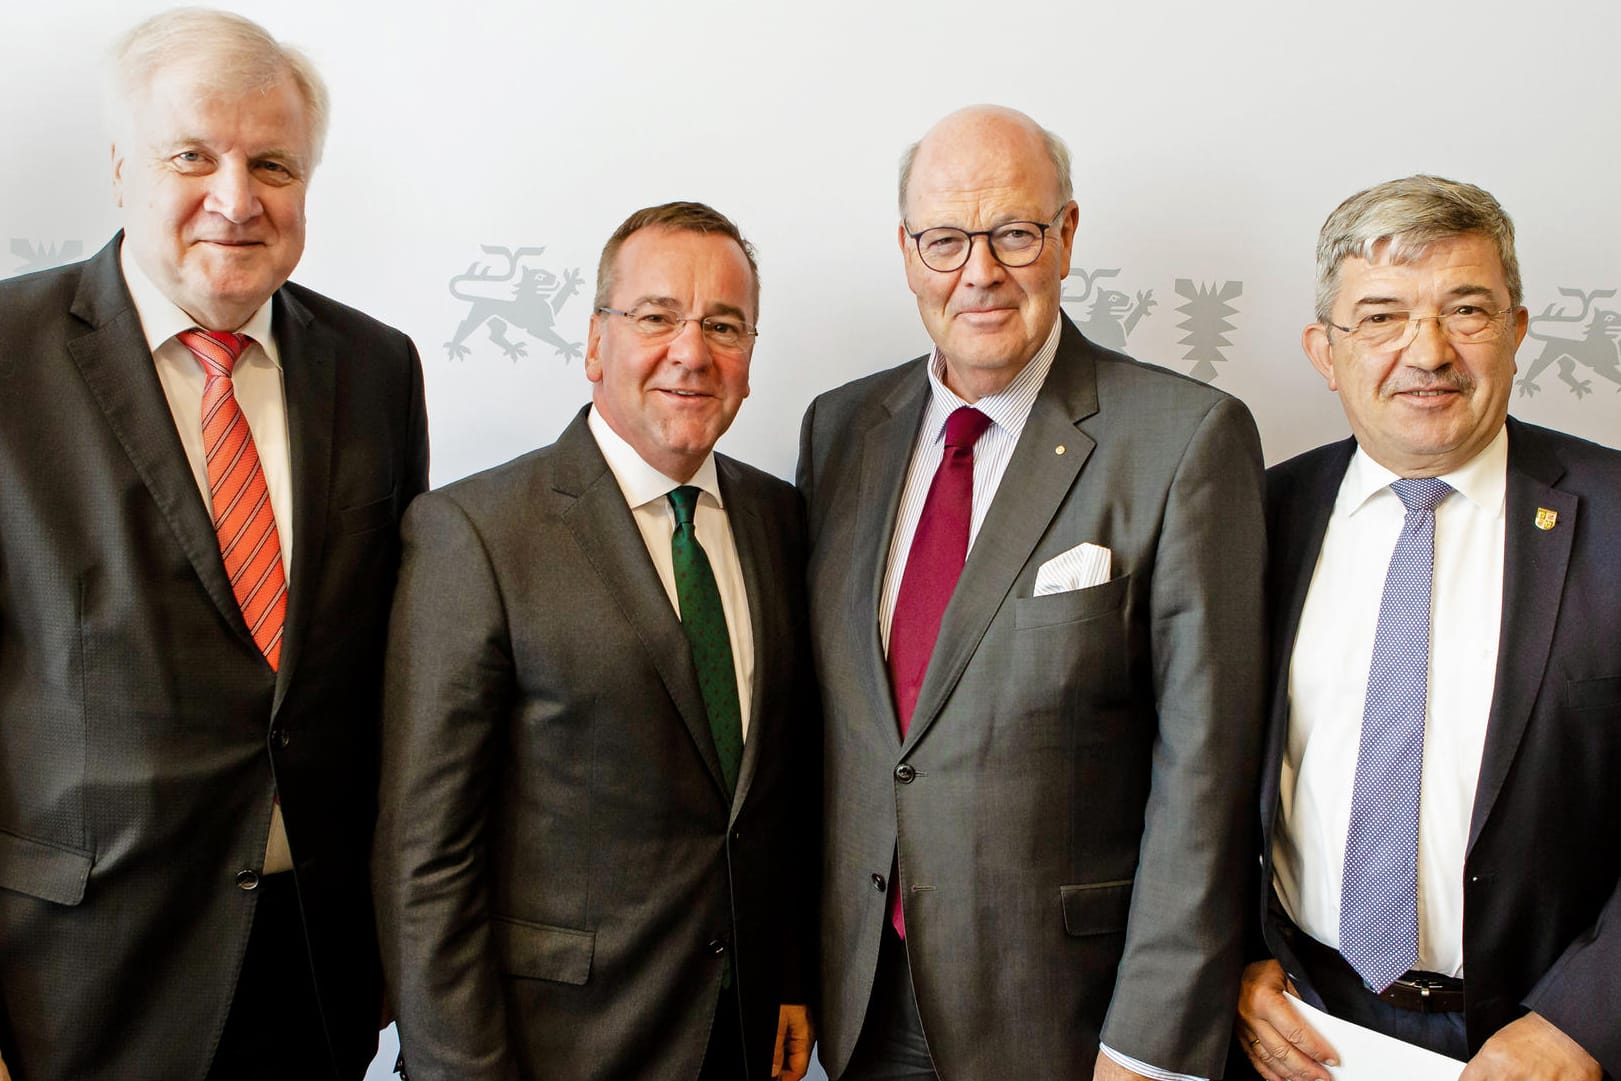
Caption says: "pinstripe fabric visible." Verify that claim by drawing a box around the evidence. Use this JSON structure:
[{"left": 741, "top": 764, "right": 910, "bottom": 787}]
[{"left": 177, "top": 329, "right": 287, "bottom": 670}]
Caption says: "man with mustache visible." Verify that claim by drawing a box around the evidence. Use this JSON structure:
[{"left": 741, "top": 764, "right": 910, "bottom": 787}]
[
  {"left": 798, "top": 105, "right": 1267, "bottom": 1079},
  {"left": 1237, "top": 176, "right": 1620, "bottom": 1081}
]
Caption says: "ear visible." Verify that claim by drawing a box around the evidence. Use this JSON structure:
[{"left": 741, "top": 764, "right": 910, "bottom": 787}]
[
  {"left": 584, "top": 311, "right": 605, "bottom": 384},
  {"left": 111, "top": 143, "right": 125, "bottom": 208},
  {"left": 1055, "top": 200, "right": 1080, "bottom": 281},
  {"left": 1302, "top": 323, "right": 1339, "bottom": 390},
  {"left": 1510, "top": 305, "right": 1530, "bottom": 371}
]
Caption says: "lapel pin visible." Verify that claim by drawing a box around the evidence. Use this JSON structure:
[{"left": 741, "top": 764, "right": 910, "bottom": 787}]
[
  {"left": 1535, "top": 507, "right": 1558, "bottom": 531},
  {"left": 1055, "top": 445, "right": 1067, "bottom": 455}
]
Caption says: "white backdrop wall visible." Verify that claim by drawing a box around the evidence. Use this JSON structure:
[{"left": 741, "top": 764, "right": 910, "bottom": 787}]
[{"left": 5, "top": 1, "right": 1618, "bottom": 1077}]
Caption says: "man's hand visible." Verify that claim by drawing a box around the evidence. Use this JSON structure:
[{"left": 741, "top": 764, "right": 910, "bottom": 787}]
[
  {"left": 0, "top": 1049, "right": 12, "bottom": 1081},
  {"left": 772, "top": 1003, "right": 813, "bottom": 1081},
  {"left": 1458, "top": 1012, "right": 1600, "bottom": 1081},
  {"left": 1235, "top": 959, "right": 1339, "bottom": 1081},
  {"left": 1092, "top": 1048, "right": 1154, "bottom": 1080}
]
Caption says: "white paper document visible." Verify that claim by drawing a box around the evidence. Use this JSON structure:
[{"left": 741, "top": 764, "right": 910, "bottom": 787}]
[
  {"left": 1033, "top": 542, "right": 1111, "bottom": 594},
  {"left": 1285, "top": 992, "right": 1465, "bottom": 1080}
]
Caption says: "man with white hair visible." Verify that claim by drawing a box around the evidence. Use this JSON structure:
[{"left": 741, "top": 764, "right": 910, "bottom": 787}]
[{"left": 0, "top": 9, "right": 427, "bottom": 1080}]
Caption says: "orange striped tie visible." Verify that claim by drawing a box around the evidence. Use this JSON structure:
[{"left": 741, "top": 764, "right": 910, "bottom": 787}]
[{"left": 178, "top": 329, "right": 287, "bottom": 670}]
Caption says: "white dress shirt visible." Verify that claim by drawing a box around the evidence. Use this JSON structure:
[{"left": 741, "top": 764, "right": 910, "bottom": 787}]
[
  {"left": 875, "top": 319, "right": 1197, "bottom": 1081},
  {"left": 121, "top": 247, "right": 295, "bottom": 874},
  {"left": 587, "top": 407, "right": 755, "bottom": 739},
  {"left": 1275, "top": 427, "right": 1508, "bottom": 977}
]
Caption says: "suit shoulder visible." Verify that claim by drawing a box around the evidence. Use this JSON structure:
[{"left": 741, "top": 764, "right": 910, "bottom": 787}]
[
  {"left": 1512, "top": 417, "right": 1621, "bottom": 479},
  {"left": 807, "top": 355, "right": 927, "bottom": 416},
  {"left": 1090, "top": 342, "right": 1248, "bottom": 416},
  {"left": 0, "top": 259, "right": 85, "bottom": 325},
  {"left": 279, "top": 279, "right": 413, "bottom": 347}
]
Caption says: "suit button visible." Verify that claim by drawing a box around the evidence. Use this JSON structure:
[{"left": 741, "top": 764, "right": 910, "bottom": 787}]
[
  {"left": 871, "top": 873, "right": 886, "bottom": 892},
  {"left": 708, "top": 938, "right": 728, "bottom": 956},
  {"left": 894, "top": 763, "right": 916, "bottom": 784},
  {"left": 235, "top": 869, "right": 260, "bottom": 891},
  {"left": 272, "top": 727, "right": 291, "bottom": 748}
]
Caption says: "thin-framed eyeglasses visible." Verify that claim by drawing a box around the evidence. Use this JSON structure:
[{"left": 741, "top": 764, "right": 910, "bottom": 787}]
[
  {"left": 1325, "top": 305, "right": 1515, "bottom": 351},
  {"left": 596, "top": 305, "right": 758, "bottom": 351},
  {"left": 904, "top": 210, "right": 1067, "bottom": 273}
]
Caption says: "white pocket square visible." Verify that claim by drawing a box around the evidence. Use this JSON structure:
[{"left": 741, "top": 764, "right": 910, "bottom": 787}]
[{"left": 1034, "top": 542, "right": 1112, "bottom": 595}]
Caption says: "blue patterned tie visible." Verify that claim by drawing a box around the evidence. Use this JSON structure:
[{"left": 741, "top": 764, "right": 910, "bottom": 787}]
[
  {"left": 668, "top": 486, "right": 742, "bottom": 798},
  {"left": 1339, "top": 476, "right": 1453, "bottom": 992}
]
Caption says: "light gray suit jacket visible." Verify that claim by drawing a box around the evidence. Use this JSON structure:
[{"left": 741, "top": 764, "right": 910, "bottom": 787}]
[
  {"left": 374, "top": 409, "right": 816, "bottom": 1081},
  {"left": 797, "top": 315, "right": 1266, "bottom": 1078}
]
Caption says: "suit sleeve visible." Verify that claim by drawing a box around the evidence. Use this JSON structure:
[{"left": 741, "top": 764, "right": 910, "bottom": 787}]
[
  {"left": 372, "top": 492, "right": 519, "bottom": 1081},
  {"left": 1098, "top": 395, "right": 1269, "bottom": 1076},
  {"left": 1525, "top": 875, "right": 1621, "bottom": 1074}
]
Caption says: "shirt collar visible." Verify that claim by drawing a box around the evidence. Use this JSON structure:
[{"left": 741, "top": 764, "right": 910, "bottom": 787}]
[
  {"left": 920, "top": 315, "right": 1061, "bottom": 441},
  {"left": 587, "top": 405, "right": 723, "bottom": 511},
  {"left": 1341, "top": 424, "right": 1509, "bottom": 518},
  {"left": 120, "top": 242, "right": 279, "bottom": 367}
]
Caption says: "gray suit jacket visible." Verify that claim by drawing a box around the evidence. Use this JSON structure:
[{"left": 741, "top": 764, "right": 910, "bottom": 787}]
[
  {"left": 374, "top": 409, "right": 816, "bottom": 1081},
  {"left": 0, "top": 236, "right": 429, "bottom": 1081},
  {"left": 1257, "top": 420, "right": 1621, "bottom": 1077},
  {"left": 798, "top": 315, "right": 1266, "bottom": 1078}
]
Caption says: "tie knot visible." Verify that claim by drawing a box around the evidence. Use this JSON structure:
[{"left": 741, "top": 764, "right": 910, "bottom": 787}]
[
  {"left": 668, "top": 484, "right": 701, "bottom": 527},
  {"left": 1390, "top": 476, "right": 1453, "bottom": 514},
  {"left": 177, "top": 329, "right": 250, "bottom": 380},
  {"left": 944, "top": 407, "right": 992, "bottom": 450}
]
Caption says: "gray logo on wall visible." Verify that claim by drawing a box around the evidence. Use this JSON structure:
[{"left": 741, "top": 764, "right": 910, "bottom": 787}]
[
  {"left": 11, "top": 239, "right": 84, "bottom": 274},
  {"left": 1517, "top": 287, "right": 1621, "bottom": 399},
  {"left": 1174, "top": 279, "right": 1243, "bottom": 382},
  {"left": 445, "top": 245, "right": 583, "bottom": 362},
  {"left": 1064, "top": 267, "right": 1155, "bottom": 350},
  {"left": 1063, "top": 267, "right": 1244, "bottom": 383}
]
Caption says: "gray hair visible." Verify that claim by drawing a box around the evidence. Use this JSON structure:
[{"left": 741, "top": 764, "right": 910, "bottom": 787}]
[
  {"left": 594, "top": 201, "right": 761, "bottom": 319},
  {"left": 1314, "top": 175, "right": 1521, "bottom": 322},
  {"left": 897, "top": 118, "right": 1074, "bottom": 219},
  {"left": 108, "top": 8, "right": 331, "bottom": 171}
]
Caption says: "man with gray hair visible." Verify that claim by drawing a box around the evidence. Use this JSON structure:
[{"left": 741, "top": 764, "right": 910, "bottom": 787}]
[
  {"left": 799, "top": 104, "right": 1266, "bottom": 1080},
  {"left": 1237, "top": 176, "right": 1619, "bottom": 1080},
  {"left": 0, "top": 9, "right": 427, "bottom": 1080}
]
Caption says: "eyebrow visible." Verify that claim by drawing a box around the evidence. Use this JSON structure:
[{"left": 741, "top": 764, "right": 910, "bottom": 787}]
[
  {"left": 633, "top": 295, "right": 751, "bottom": 321},
  {"left": 1350, "top": 283, "right": 1499, "bottom": 311}
]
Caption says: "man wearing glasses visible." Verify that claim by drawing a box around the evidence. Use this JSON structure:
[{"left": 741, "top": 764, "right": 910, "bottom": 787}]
[
  {"left": 374, "top": 202, "right": 815, "bottom": 1081},
  {"left": 797, "top": 105, "right": 1267, "bottom": 1079},
  {"left": 1236, "top": 176, "right": 1618, "bottom": 1080}
]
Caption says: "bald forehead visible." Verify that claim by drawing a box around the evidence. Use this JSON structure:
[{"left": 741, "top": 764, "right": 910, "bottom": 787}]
[{"left": 906, "top": 108, "right": 1060, "bottom": 217}]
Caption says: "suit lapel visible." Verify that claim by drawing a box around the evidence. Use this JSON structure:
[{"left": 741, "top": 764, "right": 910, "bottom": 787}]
[
  {"left": 64, "top": 238, "right": 252, "bottom": 649},
  {"left": 1468, "top": 419, "right": 1574, "bottom": 851},
  {"left": 554, "top": 414, "right": 729, "bottom": 798},
  {"left": 723, "top": 459, "right": 769, "bottom": 817},
  {"left": 850, "top": 367, "right": 932, "bottom": 750},
  {"left": 271, "top": 288, "right": 335, "bottom": 713},
  {"left": 1259, "top": 441, "right": 1352, "bottom": 852},
  {"left": 903, "top": 319, "right": 1098, "bottom": 751}
]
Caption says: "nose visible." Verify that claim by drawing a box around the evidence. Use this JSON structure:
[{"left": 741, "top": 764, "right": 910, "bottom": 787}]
[
  {"left": 1400, "top": 314, "right": 1456, "bottom": 371},
  {"left": 958, "top": 232, "right": 1007, "bottom": 288},
  {"left": 204, "top": 159, "right": 262, "bottom": 223},
  {"left": 666, "top": 317, "right": 714, "bottom": 369}
]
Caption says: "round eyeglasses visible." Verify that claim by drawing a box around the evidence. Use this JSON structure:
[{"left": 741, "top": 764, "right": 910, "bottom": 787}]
[
  {"left": 596, "top": 305, "right": 758, "bottom": 351},
  {"left": 1326, "top": 306, "right": 1514, "bottom": 351},
  {"left": 905, "top": 211, "right": 1065, "bottom": 273}
]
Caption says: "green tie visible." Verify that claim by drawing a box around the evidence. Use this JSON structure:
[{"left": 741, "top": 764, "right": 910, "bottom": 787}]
[{"left": 667, "top": 485, "right": 743, "bottom": 798}]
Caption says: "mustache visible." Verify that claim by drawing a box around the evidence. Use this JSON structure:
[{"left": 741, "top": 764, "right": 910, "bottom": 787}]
[{"left": 1382, "top": 369, "right": 1474, "bottom": 397}]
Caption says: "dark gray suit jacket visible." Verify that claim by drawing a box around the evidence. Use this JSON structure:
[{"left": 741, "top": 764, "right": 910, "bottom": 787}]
[
  {"left": 1258, "top": 419, "right": 1621, "bottom": 1077},
  {"left": 797, "top": 315, "right": 1267, "bottom": 1078},
  {"left": 0, "top": 236, "right": 429, "bottom": 1081},
  {"left": 374, "top": 409, "right": 816, "bottom": 1081}
]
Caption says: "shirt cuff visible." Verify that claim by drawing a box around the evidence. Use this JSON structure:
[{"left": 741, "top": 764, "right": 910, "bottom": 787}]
[{"left": 1099, "top": 1043, "right": 1208, "bottom": 1081}]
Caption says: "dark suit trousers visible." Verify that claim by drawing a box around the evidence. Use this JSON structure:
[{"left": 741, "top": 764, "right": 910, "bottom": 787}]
[
  {"left": 1293, "top": 932, "right": 1469, "bottom": 1060},
  {"left": 841, "top": 928, "right": 938, "bottom": 1081},
  {"left": 700, "top": 984, "right": 747, "bottom": 1081},
  {"left": 205, "top": 872, "right": 335, "bottom": 1081}
]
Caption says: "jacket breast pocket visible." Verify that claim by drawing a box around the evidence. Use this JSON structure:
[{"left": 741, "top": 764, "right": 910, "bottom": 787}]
[
  {"left": 1565, "top": 675, "right": 1621, "bottom": 713},
  {"left": 0, "top": 828, "right": 92, "bottom": 906},
  {"left": 492, "top": 915, "right": 595, "bottom": 985},
  {"left": 1015, "top": 573, "right": 1129, "bottom": 630},
  {"left": 1059, "top": 878, "right": 1134, "bottom": 937},
  {"left": 334, "top": 492, "right": 397, "bottom": 537}
]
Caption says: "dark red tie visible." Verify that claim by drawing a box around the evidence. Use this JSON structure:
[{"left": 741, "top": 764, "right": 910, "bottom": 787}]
[
  {"left": 177, "top": 329, "right": 287, "bottom": 670},
  {"left": 885, "top": 406, "right": 990, "bottom": 937}
]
